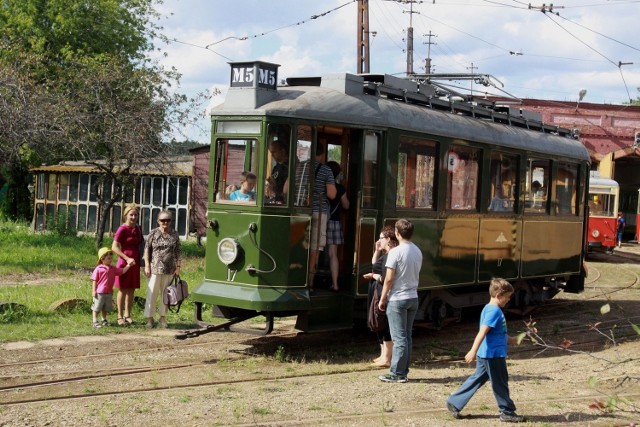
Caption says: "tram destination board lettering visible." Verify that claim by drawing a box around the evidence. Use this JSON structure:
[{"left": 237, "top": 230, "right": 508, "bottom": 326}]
[{"left": 230, "top": 62, "right": 278, "bottom": 90}]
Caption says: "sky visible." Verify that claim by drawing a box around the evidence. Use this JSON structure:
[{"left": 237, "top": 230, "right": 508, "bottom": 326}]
[{"left": 152, "top": 0, "right": 640, "bottom": 143}]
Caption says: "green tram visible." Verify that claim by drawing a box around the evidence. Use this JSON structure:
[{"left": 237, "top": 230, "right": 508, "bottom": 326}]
[{"left": 188, "top": 61, "right": 590, "bottom": 336}]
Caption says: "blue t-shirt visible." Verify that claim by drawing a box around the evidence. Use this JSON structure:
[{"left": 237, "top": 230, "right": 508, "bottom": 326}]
[
  {"left": 477, "top": 303, "right": 508, "bottom": 358},
  {"left": 229, "top": 190, "right": 255, "bottom": 201}
]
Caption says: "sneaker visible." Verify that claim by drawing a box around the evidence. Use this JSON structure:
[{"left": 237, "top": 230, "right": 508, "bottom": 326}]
[
  {"left": 446, "top": 401, "right": 461, "bottom": 419},
  {"left": 500, "top": 412, "right": 525, "bottom": 423},
  {"left": 378, "top": 373, "right": 408, "bottom": 383},
  {"left": 101, "top": 319, "right": 108, "bottom": 326},
  {"left": 92, "top": 321, "right": 102, "bottom": 328}
]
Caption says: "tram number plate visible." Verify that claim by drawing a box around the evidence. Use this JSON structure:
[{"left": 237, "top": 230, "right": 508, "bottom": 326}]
[{"left": 230, "top": 63, "right": 278, "bottom": 89}]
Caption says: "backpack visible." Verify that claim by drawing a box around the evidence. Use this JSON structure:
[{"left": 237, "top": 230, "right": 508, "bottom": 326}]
[{"left": 163, "top": 275, "right": 189, "bottom": 313}]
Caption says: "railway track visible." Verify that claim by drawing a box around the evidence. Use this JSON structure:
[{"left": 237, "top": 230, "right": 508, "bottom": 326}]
[{"left": 2, "top": 260, "right": 638, "bottom": 420}]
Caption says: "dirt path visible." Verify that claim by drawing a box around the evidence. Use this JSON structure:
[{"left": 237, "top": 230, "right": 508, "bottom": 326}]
[{"left": 1, "top": 247, "right": 640, "bottom": 426}]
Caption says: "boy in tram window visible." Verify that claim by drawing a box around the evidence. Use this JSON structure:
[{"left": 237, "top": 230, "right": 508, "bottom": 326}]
[
  {"left": 228, "top": 172, "right": 257, "bottom": 202},
  {"left": 446, "top": 278, "right": 525, "bottom": 423}
]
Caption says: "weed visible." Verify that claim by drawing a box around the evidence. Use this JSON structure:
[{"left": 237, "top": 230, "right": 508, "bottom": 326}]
[
  {"left": 382, "top": 400, "right": 394, "bottom": 413},
  {"left": 478, "top": 403, "right": 490, "bottom": 410},
  {"left": 549, "top": 401, "right": 562, "bottom": 408},
  {"left": 180, "top": 395, "right": 192, "bottom": 403},
  {"left": 274, "top": 345, "right": 288, "bottom": 362},
  {"left": 252, "top": 407, "right": 273, "bottom": 415}
]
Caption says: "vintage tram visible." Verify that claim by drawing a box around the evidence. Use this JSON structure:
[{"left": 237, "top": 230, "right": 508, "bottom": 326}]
[
  {"left": 587, "top": 175, "right": 619, "bottom": 254},
  {"left": 188, "top": 61, "right": 590, "bottom": 336}
]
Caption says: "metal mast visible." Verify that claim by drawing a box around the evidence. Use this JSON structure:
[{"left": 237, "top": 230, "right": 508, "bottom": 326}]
[{"left": 357, "top": 0, "right": 371, "bottom": 73}]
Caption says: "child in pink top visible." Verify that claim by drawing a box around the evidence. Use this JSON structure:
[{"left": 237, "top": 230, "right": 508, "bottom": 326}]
[{"left": 91, "top": 248, "right": 133, "bottom": 328}]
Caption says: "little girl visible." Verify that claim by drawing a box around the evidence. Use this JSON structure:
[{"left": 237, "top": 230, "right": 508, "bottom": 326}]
[{"left": 91, "top": 247, "right": 133, "bottom": 328}]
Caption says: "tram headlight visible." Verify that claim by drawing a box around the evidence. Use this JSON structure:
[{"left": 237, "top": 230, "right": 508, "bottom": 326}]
[
  {"left": 591, "top": 229, "right": 600, "bottom": 238},
  {"left": 217, "top": 238, "right": 240, "bottom": 265}
]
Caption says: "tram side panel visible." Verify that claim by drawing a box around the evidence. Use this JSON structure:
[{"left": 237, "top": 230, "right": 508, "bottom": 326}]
[{"left": 521, "top": 220, "right": 583, "bottom": 277}]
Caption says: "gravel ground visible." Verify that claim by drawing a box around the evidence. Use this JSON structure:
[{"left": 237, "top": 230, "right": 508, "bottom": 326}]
[{"left": 1, "top": 247, "right": 640, "bottom": 427}]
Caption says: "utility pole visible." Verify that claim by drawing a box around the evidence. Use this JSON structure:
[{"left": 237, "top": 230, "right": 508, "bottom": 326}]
[
  {"left": 423, "top": 31, "right": 437, "bottom": 74},
  {"left": 403, "top": 1, "right": 420, "bottom": 75},
  {"left": 467, "top": 62, "right": 477, "bottom": 95},
  {"left": 357, "top": 0, "right": 371, "bottom": 74}
]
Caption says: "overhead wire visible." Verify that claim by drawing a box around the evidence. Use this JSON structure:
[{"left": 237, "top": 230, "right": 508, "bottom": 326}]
[{"left": 165, "top": 1, "right": 356, "bottom": 60}]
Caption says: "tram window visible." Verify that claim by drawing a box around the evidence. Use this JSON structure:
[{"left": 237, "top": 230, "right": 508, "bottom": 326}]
[
  {"left": 362, "top": 132, "right": 378, "bottom": 208},
  {"left": 397, "top": 136, "right": 436, "bottom": 209},
  {"left": 525, "top": 159, "right": 550, "bottom": 213},
  {"left": 294, "top": 126, "right": 313, "bottom": 207},
  {"left": 446, "top": 145, "right": 479, "bottom": 211},
  {"left": 555, "top": 163, "right": 578, "bottom": 215},
  {"left": 213, "top": 139, "right": 258, "bottom": 205},
  {"left": 589, "top": 193, "right": 615, "bottom": 217},
  {"left": 265, "top": 124, "right": 291, "bottom": 206},
  {"left": 488, "top": 152, "right": 518, "bottom": 213}
]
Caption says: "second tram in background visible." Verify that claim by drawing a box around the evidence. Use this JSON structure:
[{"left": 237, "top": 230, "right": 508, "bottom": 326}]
[{"left": 587, "top": 175, "right": 619, "bottom": 254}]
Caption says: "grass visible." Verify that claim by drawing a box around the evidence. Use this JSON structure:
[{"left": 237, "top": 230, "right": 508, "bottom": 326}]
[{"left": 0, "top": 219, "right": 205, "bottom": 342}]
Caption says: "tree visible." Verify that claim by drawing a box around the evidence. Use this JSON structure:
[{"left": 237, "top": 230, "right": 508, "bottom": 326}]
[
  {"left": 0, "top": 0, "right": 209, "bottom": 245},
  {"left": 631, "top": 87, "right": 640, "bottom": 106}
]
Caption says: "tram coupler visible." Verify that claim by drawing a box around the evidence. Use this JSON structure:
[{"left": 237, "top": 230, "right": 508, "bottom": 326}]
[{"left": 174, "top": 313, "right": 258, "bottom": 340}]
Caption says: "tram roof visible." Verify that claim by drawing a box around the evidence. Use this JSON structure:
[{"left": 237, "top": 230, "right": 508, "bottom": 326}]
[
  {"left": 215, "top": 72, "right": 590, "bottom": 162},
  {"left": 589, "top": 177, "right": 619, "bottom": 188}
]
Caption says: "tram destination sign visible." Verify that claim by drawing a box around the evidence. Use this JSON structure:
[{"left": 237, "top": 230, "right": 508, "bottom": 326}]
[{"left": 230, "top": 61, "right": 279, "bottom": 90}]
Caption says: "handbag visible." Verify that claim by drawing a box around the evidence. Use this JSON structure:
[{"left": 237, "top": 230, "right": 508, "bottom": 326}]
[
  {"left": 163, "top": 275, "right": 189, "bottom": 313},
  {"left": 368, "top": 284, "right": 388, "bottom": 332}
]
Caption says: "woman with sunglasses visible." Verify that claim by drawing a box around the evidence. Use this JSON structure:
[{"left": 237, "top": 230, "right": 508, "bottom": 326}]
[
  {"left": 363, "top": 225, "right": 398, "bottom": 368},
  {"left": 143, "top": 210, "right": 182, "bottom": 328}
]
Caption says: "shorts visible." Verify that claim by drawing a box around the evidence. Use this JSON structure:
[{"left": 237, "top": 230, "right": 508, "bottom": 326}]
[
  {"left": 310, "top": 211, "right": 328, "bottom": 251},
  {"left": 327, "top": 220, "right": 344, "bottom": 245},
  {"left": 91, "top": 293, "right": 113, "bottom": 312}
]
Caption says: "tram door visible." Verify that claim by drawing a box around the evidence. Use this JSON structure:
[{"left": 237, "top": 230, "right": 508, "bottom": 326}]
[
  {"left": 316, "top": 126, "right": 356, "bottom": 290},
  {"left": 318, "top": 127, "right": 379, "bottom": 296},
  {"left": 350, "top": 131, "right": 381, "bottom": 297}
]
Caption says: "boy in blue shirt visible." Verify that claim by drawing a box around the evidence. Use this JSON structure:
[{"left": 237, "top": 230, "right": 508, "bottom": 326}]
[{"left": 446, "top": 278, "right": 525, "bottom": 423}]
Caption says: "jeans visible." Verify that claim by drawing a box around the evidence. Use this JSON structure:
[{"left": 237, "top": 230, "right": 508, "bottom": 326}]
[
  {"left": 447, "top": 356, "right": 517, "bottom": 414},
  {"left": 386, "top": 297, "right": 418, "bottom": 377}
]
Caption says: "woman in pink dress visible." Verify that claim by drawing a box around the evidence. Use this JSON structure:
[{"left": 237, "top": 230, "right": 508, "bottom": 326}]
[{"left": 111, "top": 205, "right": 143, "bottom": 325}]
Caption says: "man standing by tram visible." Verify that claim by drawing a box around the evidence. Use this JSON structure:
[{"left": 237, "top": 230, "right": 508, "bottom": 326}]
[{"left": 377, "top": 219, "right": 422, "bottom": 383}]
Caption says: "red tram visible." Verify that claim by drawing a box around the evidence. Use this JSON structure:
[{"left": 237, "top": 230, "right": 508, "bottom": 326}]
[{"left": 587, "top": 176, "right": 619, "bottom": 254}]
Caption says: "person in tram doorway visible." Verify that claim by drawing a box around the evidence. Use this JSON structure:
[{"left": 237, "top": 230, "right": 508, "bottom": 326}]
[
  {"left": 143, "top": 210, "right": 182, "bottom": 329},
  {"left": 377, "top": 218, "right": 422, "bottom": 383},
  {"left": 616, "top": 211, "right": 625, "bottom": 248},
  {"left": 326, "top": 161, "right": 349, "bottom": 292},
  {"left": 300, "top": 144, "right": 336, "bottom": 292},
  {"left": 364, "top": 225, "right": 398, "bottom": 368}
]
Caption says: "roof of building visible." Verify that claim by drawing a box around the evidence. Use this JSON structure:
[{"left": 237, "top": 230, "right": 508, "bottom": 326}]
[{"left": 30, "top": 157, "right": 193, "bottom": 177}]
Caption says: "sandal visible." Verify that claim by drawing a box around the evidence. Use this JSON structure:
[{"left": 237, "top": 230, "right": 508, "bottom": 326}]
[
  {"left": 124, "top": 316, "right": 133, "bottom": 325},
  {"left": 117, "top": 317, "right": 125, "bottom": 326},
  {"left": 92, "top": 321, "right": 102, "bottom": 328}
]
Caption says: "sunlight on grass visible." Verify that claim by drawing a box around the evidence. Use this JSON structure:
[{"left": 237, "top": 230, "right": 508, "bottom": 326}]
[{"left": 0, "top": 220, "right": 205, "bottom": 342}]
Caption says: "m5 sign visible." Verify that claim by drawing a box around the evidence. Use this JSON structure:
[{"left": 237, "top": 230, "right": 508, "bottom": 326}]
[{"left": 230, "top": 62, "right": 279, "bottom": 90}]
